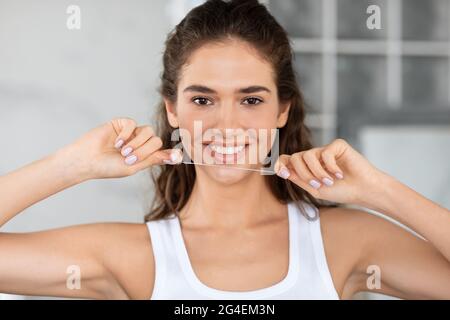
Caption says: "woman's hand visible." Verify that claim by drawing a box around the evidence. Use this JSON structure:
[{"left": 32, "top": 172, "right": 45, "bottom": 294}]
[
  {"left": 59, "top": 117, "right": 182, "bottom": 180},
  {"left": 275, "top": 138, "right": 389, "bottom": 207}
]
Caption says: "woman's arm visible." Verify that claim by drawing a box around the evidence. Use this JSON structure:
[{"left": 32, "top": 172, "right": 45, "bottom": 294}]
[
  {"left": 0, "top": 147, "right": 123, "bottom": 299},
  {"left": 0, "top": 222, "right": 155, "bottom": 299},
  {"left": 0, "top": 146, "right": 89, "bottom": 226},
  {"left": 1, "top": 117, "right": 173, "bottom": 226},
  {"left": 321, "top": 206, "right": 450, "bottom": 299},
  {"left": 0, "top": 118, "right": 174, "bottom": 298},
  {"left": 276, "top": 138, "right": 450, "bottom": 299},
  {"left": 362, "top": 174, "right": 450, "bottom": 262},
  {"left": 350, "top": 174, "right": 450, "bottom": 299}
]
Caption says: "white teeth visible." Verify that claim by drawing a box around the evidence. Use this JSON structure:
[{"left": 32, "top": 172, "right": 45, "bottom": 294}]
[{"left": 210, "top": 144, "right": 245, "bottom": 155}]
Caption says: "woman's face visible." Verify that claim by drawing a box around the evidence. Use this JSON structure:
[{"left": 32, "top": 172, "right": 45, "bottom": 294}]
[{"left": 166, "top": 38, "right": 290, "bottom": 184}]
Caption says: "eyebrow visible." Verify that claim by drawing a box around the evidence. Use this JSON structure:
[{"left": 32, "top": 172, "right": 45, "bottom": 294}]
[{"left": 183, "top": 85, "right": 271, "bottom": 94}]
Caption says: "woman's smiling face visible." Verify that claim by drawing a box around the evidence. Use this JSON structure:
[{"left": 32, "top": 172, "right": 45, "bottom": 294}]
[{"left": 165, "top": 38, "right": 290, "bottom": 184}]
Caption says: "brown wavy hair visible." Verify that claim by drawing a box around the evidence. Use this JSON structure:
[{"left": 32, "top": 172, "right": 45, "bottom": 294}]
[{"left": 144, "top": 0, "right": 339, "bottom": 222}]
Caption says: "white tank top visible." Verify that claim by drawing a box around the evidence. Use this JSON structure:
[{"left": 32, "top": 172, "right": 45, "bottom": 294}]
[{"left": 145, "top": 201, "right": 339, "bottom": 300}]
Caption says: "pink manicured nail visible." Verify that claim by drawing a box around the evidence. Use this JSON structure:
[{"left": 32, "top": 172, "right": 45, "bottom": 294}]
[
  {"left": 125, "top": 155, "right": 137, "bottom": 165},
  {"left": 322, "top": 177, "right": 334, "bottom": 186},
  {"left": 335, "top": 172, "right": 344, "bottom": 179},
  {"left": 170, "top": 150, "right": 182, "bottom": 163},
  {"left": 115, "top": 139, "right": 124, "bottom": 149},
  {"left": 163, "top": 159, "right": 175, "bottom": 165},
  {"left": 277, "top": 167, "right": 290, "bottom": 179},
  {"left": 309, "top": 179, "right": 321, "bottom": 189},
  {"left": 121, "top": 147, "right": 132, "bottom": 157}
]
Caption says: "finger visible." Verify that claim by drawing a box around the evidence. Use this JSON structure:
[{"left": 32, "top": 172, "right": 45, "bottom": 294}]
[
  {"left": 274, "top": 154, "right": 291, "bottom": 178},
  {"left": 111, "top": 118, "right": 137, "bottom": 149},
  {"left": 320, "top": 148, "right": 344, "bottom": 179},
  {"left": 129, "top": 148, "right": 183, "bottom": 172},
  {"left": 274, "top": 154, "right": 321, "bottom": 197},
  {"left": 288, "top": 153, "right": 322, "bottom": 190},
  {"left": 275, "top": 153, "right": 315, "bottom": 182},
  {"left": 120, "top": 125, "right": 154, "bottom": 157},
  {"left": 302, "top": 150, "right": 335, "bottom": 187},
  {"left": 122, "top": 136, "right": 162, "bottom": 165},
  {"left": 122, "top": 134, "right": 183, "bottom": 167}
]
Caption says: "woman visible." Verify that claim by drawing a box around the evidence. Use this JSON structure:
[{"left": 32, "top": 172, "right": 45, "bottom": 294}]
[{"left": 0, "top": 0, "right": 449, "bottom": 300}]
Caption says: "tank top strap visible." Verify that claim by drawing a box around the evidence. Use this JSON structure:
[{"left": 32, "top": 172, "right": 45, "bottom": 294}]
[
  {"left": 146, "top": 215, "right": 179, "bottom": 299},
  {"left": 294, "top": 201, "right": 340, "bottom": 299}
]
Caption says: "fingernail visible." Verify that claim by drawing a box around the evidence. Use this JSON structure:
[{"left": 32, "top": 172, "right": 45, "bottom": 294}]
[
  {"left": 163, "top": 159, "right": 175, "bottom": 165},
  {"left": 322, "top": 177, "right": 334, "bottom": 186},
  {"left": 309, "top": 179, "right": 321, "bottom": 189},
  {"left": 121, "top": 147, "right": 132, "bottom": 157},
  {"left": 115, "top": 139, "right": 124, "bottom": 149},
  {"left": 170, "top": 150, "right": 182, "bottom": 164},
  {"left": 277, "top": 167, "right": 290, "bottom": 179},
  {"left": 335, "top": 172, "right": 344, "bottom": 179},
  {"left": 125, "top": 155, "right": 137, "bottom": 165}
]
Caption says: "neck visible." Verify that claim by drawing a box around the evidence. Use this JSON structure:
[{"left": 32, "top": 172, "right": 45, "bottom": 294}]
[{"left": 179, "top": 168, "right": 287, "bottom": 229}]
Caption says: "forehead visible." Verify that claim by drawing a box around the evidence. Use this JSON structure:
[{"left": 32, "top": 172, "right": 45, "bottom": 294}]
[{"left": 179, "top": 39, "right": 275, "bottom": 91}]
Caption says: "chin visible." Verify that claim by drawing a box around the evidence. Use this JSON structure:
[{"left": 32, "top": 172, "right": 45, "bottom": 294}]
[
  {"left": 201, "top": 165, "right": 252, "bottom": 186},
  {"left": 196, "top": 140, "right": 257, "bottom": 184}
]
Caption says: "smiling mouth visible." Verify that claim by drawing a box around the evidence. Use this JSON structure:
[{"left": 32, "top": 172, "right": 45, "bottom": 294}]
[
  {"left": 209, "top": 144, "right": 245, "bottom": 155},
  {"left": 202, "top": 142, "right": 249, "bottom": 164}
]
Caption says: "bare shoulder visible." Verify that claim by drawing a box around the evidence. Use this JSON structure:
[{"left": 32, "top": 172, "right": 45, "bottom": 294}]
[
  {"left": 318, "top": 205, "right": 401, "bottom": 242},
  {"left": 0, "top": 221, "right": 154, "bottom": 299},
  {"left": 318, "top": 205, "right": 374, "bottom": 251},
  {"left": 90, "top": 222, "right": 154, "bottom": 300},
  {"left": 319, "top": 205, "right": 378, "bottom": 227},
  {"left": 318, "top": 205, "right": 410, "bottom": 246},
  {"left": 318, "top": 205, "right": 450, "bottom": 299},
  {"left": 317, "top": 205, "right": 392, "bottom": 298},
  {"left": 66, "top": 222, "right": 154, "bottom": 299}
]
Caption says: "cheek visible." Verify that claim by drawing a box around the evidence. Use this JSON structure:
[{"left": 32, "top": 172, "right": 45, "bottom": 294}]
[
  {"left": 247, "top": 108, "right": 281, "bottom": 161},
  {"left": 244, "top": 107, "right": 280, "bottom": 145},
  {"left": 176, "top": 107, "right": 216, "bottom": 135},
  {"left": 244, "top": 102, "right": 280, "bottom": 127}
]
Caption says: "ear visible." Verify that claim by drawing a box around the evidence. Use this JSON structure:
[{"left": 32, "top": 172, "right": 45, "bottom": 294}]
[
  {"left": 276, "top": 102, "right": 291, "bottom": 128},
  {"left": 164, "top": 98, "right": 179, "bottom": 128}
]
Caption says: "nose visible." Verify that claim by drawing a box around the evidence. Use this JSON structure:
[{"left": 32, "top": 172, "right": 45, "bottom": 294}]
[{"left": 216, "top": 99, "right": 240, "bottom": 130}]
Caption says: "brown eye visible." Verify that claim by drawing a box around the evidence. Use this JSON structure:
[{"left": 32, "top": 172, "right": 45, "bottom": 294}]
[
  {"left": 192, "top": 97, "right": 213, "bottom": 106},
  {"left": 242, "top": 97, "right": 263, "bottom": 105}
]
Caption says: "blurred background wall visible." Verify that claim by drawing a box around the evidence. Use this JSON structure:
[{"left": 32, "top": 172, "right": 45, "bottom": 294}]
[{"left": 0, "top": 0, "right": 449, "bottom": 300}]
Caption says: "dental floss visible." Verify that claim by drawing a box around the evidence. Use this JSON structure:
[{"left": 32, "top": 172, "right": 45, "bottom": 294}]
[{"left": 181, "top": 161, "right": 276, "bottom": 175}]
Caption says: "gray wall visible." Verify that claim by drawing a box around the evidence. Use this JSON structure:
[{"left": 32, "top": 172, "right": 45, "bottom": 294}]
[{"left": 0, "top": 0, "right": 171, "bottom": 233}]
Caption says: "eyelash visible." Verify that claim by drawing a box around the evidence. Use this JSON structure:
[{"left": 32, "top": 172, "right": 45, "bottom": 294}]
[
  {"left": 192, "top": 96, "right": 213, "bottom": 106},
  {"left": 242, "top": 97, "right": 263, "bottom": 106},
  {"left": 191, "top": 96, "right": 263, "bottom": 106}
]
